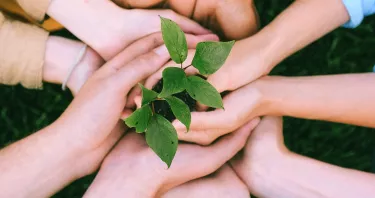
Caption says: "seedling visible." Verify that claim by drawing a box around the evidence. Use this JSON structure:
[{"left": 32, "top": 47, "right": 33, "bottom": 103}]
[{"left": 125, "top": 16, "right": 234, "bottom": 168}]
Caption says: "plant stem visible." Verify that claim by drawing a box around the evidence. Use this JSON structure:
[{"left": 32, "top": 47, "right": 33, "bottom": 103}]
[
  {"left": 183, "top": 64, "right": 192, "bottom": 70},
  {"left": 180, "top": 63, "right": 183, "bottom": 69},
  {"left": 151, "top": 102, "right": 155, "bottom": 115}
]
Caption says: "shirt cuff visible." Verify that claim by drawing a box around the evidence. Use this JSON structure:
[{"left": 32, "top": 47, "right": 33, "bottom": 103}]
[
  {"left": 342, "top": 0, "right": 375, "bottom": 28},
  {"left": 16, "top": 0, "right": 51, "bottom": 22}
]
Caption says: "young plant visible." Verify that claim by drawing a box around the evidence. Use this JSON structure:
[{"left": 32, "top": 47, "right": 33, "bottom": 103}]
[{"left": 124, "top": 16, "right": 234, "bottom": 168}]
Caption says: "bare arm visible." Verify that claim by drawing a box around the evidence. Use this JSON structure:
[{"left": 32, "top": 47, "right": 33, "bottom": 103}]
[
  {"left": 232, "top": 116, "right": 375, "bottom": 198},
  {"left": 254, "top": 0, "right": 350, "bottom": 70},
  {"left": 261, "top": 73, "right": 375, "bottom": 128},
  {"left": 0, "top": 125, "right": 89, "bottom": 198}
]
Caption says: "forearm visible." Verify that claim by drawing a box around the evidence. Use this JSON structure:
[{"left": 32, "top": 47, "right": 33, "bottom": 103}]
[
  {"left": 246, "top": 152, "right": 375, "bottom": 198},
  {"left": 46, "top": 0, "right": 126, "bottom": 60},
  {"left": 259, "top": 74, "right": 375, "bottom": 128},
  {"left": 246, "top": 0, "right": 350, "bottom": 70},
  {"left": 0, "top": 125, "right": 87, "bottom": 197}
]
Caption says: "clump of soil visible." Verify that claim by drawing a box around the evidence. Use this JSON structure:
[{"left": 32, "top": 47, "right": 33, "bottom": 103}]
[{"left": 152, "top": 79, "right": 196, "bottom": 122}]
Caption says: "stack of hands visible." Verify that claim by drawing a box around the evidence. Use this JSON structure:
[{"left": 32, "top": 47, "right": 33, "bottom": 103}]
[{"left": 1, "top": 0, "right": 375, "bottom": 197}]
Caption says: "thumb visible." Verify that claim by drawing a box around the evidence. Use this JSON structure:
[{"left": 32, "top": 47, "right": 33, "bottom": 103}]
[{"left": 201, "top": 119, "right": 259, "bottom": 171}]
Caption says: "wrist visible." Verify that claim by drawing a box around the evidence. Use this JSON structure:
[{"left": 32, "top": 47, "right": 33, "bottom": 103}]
[
  {"left": 239, "top": 151, "right": 295, "bottom": 197},
  {"left": 249, "top": 76, "right": 285, "bottom": 116},
  {"left": 84, "top": 167, "right": 161, "bottom": 198},
  {"left": 43, "top": 36, "right": 86, "bottom": 85}
]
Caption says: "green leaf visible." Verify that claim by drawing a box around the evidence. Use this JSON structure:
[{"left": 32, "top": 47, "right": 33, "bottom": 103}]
[
  {"left": 186, "top": 76, "right": 223, "bottom": 109},
  {"left": 139, "top": 84, "right": 158, "bottom": 106},
  {"left": 165, "top": 96, "right": 191, "bottom": 131},
  {"left": 124, "top": 105, "right": 152, "bottom": 133},
  {"left": 159, "top": 67, "right": 187, "bottom": 97},
  {"left": 146, "top": 114, "right": 178, "bottom": 168},
  {"left": 160, "top": 16, "right": 188, "bottom": 64},
  {"left": 191, "top": 41, "right": 235, "bottom": 75}
]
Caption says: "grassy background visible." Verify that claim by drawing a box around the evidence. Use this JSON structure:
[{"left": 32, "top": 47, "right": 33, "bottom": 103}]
[{"left": 1, "top": 1, "right": 375, "bottom": 197}]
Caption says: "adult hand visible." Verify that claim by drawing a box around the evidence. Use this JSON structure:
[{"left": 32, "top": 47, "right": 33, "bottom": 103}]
[
  {"left": 112, "top": 0, "right": 260, "bottom": 40},
  {"left": 53, "top": 32, "right": 214, "bottom": 164},
  {"left": 142, "top": 74, "right": 266, "bottom": 145},
  {"left": 230, "top": 116, "right": 290, "bottom": 196},
  {"left": 47, "top": 0, "right": 212, "bottom": 60},
  {"left": 141, "top": 36, "right": 271, "bottom": 100},
  {"left": 163, "top": 164, "right": 250, "bottom": 198},
  {"left": 83, "top": 119, "right": 258, "bottom": 198}
]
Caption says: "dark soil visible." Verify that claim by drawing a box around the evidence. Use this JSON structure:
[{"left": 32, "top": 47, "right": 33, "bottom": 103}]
[{"left": 152, "top": 79, "right": 196, "bottom": 122}]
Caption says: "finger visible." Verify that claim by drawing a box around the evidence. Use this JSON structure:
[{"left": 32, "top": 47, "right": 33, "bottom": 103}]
[
  {"left": 126, "top": 80, "right": 144, "bottom": 108},
  {"left": 134, "top": 96, "right": 142, "bottom": 109},
  {"left": 177, "top": 117, "right": 260, "bottom": 145},
  {"left": 158, "top": 10, "right": 211, "bottom": 35},
  {"left": 174, "top": 110, "right": 228, "bottom": 132},
  {"left": 120, "top": 108, "right": 133, "bottom": 120},
  {"left": 114, "top": 45, "right": 170, "bottom": 92},
  {"left": 104, "top": 32, "right": 167, "bottom": 71},
  {"left": 113, "top": 0, "right": 162, "bottom": 8},
  {"left": 144, "top": 49, "right": 199, "bottom": 90},
  {"left": 200, "top": 120, "right": 257, "bottom": 171}
]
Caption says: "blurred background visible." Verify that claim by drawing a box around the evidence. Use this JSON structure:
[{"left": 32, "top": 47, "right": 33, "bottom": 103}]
[{"left": 1, "top": 0, "right": 375, "bottom": 197}]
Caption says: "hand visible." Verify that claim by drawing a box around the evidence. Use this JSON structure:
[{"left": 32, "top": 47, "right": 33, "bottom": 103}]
[
  {"left": 168, "top": 77, "right": 266, "bottom": 145},
  {"left": 163, "top": 164, "right": 250, "bottom": 198},
  {"left": 83, "top": 120, "right": 259, "bottom": 198},
  {"left": 47, "top": 0, "right": 212, "bottom": 60},
  {"left": 112, "top": 0, "right": 260, "bottom": 40},
  {"left": 53, "top": 32, "right": 218, "bottom": 171},
  {"left": 230, "top": 116, "right": 290, "bottom": 196}
]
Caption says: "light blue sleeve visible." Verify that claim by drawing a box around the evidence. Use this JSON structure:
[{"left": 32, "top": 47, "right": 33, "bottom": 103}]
[{"left": 342, "top": 0, "right": 375, "bottom": 28}]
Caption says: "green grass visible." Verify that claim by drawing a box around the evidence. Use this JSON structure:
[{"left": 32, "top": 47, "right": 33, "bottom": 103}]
[{"left": 1, "top": 1, "right": 375, "bottom": 197}]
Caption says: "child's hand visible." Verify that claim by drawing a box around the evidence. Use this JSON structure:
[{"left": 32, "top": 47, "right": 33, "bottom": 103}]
[{"left": 83, "top": 121, "right": 258, "bottom": 198}]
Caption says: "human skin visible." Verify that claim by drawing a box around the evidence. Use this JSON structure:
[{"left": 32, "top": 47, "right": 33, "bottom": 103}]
[
  {"left": 46, "top": 0, "right": 210, "bottom": 60},
  {"left": 42, "top": 33, "right": 218, "bottom": 95},
  {"left": 111, "top": 0, "right": 260, "bottom": 40},
  {"left": 173, "top": 74, "right": 375, "bottom": 145},
  {"left": 144, "top": 0, "right": 351, "bottom": 95},
  {"left": 230, "top": 116, "right": 375, "bottom": 198},
  {"left": 82, "top": 119, "right": 258, "bottom": 198},
  {"left": 162, "top": 164, "right": 250, "bottom": 198},
  {"left": 0, "top": 32, "right": 216, "bottom": 198}
]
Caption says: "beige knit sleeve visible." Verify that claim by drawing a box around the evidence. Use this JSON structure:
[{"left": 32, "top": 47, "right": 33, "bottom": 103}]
[
  {"left": 15, "top": 0, "right": 51, "bottom": 22},
  {"left": 0, "top": 12, "right": 49, "bottom": 89}
]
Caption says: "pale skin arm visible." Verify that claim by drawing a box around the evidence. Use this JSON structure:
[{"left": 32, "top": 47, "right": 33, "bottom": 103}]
[
  {"left": 232, "top": 117, "right": 375, "bottom": 198},
  {"left": 0, "top": 124, "right": 96, "bottom": 198},
  {"left": 203, "top": 0, "right": 351, "bottom": 93},
  {"left": 248, "top": 153, "right": 375, "bottom": 198},
  {"left": 261, "top": 73, "right": 375, "bottom": 128}
]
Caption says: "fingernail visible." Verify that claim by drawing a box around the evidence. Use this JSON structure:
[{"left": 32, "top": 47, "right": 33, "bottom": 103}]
[{"left": 154, "top": 45, "right": 169, "bottom": 57}]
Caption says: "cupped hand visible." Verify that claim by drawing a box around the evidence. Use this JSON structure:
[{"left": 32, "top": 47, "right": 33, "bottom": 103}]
[
  {"left": 96, "top": 8, "right": 212, "bottom": 60},
  {"left": 229, "top": 116, "right": 290, "bottom": 195},
  {"left": 53, "top": 31, "right": 214, "bottom": 151},
  {"left": 112, "top": 0, "right": 259, "bottom": 40},
  {"left": 83, "top": 120, "right": 258, "bottom": 198},
  {"left": 163, "top": 164, "right": 250, "bottom": 198}
]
